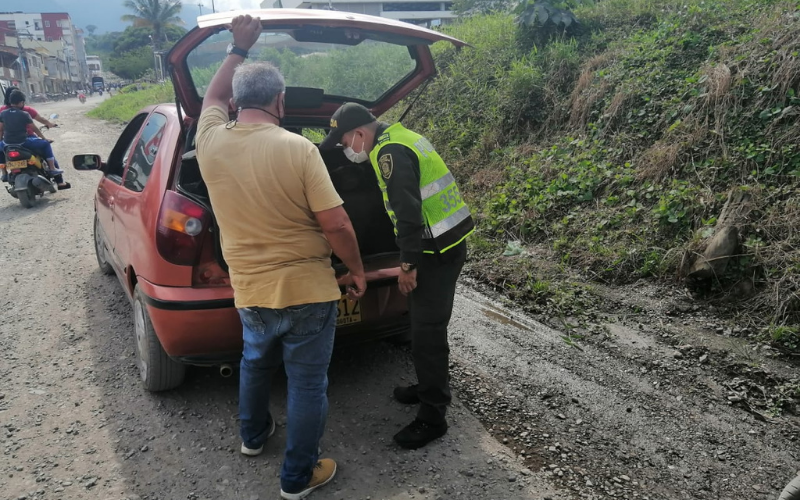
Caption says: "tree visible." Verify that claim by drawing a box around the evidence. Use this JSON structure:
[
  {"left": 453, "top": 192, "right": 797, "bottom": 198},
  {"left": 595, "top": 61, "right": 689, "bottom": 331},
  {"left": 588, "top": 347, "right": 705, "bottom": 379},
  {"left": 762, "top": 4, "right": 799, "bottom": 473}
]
[
  {"left": 86, "top": 24, "right": 98, "bottom": 35},
  {"left": 113, "top": 25, "right": 186, "bottom": 54},
  {"left": 121, "top": 0, "right": 184, "bottom": 50},
  {"left": 107, "top": 45, "right": 155, "bottom": 80}
]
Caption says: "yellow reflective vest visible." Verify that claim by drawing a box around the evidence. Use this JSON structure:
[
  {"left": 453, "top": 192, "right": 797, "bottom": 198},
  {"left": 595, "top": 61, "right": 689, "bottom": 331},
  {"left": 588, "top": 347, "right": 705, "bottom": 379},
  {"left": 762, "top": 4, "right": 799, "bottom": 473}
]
[{"left": 368, "top": 123, "right": 474, "bottom": 254}]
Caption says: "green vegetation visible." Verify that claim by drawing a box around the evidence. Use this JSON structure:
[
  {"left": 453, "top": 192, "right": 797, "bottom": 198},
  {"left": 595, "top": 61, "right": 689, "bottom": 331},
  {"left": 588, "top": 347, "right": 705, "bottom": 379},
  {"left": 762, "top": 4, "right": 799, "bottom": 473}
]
[
  {"left": 85, "top": 0, "right": 185, "bottom": 80},
  {"left": 121, "top": 0, "right": 184, "bottom": 51},
  {"left": 190, "top": 42, "right": 416, "bottom": 102},
  {"left": 87, "top": 83, "right": 174, "bottom": 122},
  {"left": 397, "top": 0, "right": 800, "bottom": 353}
]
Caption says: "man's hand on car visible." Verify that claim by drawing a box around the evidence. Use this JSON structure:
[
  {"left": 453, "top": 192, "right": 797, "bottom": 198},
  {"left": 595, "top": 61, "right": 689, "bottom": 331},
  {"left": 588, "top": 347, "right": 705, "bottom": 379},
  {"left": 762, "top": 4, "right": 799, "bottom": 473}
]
[
  {"left": 398, "top": 269, "right": 417, "bottom": 296},
  {"left": 342, "top": 272, "right": 367, "bottom": 301},
  {"left": 230, "top": 14, "right": 262, "bottom": 52}
]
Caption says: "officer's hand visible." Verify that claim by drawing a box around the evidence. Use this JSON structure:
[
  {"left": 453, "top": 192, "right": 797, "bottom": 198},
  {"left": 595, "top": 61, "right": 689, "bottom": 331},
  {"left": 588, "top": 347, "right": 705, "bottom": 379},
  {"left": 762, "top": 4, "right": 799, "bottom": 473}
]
[
  {"left": 343, "top": 272, "right": 366, "bottom": 301},
  {"left": 398, "top": 269, "right": 417, "bottom": 296},
  {"left": 230, "top": 15, "right": 262, "bottom": 51}
]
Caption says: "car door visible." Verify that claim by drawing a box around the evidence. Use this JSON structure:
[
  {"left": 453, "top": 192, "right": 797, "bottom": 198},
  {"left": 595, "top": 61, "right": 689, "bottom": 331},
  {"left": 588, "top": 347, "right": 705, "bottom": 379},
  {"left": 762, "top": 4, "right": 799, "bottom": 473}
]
[
  {"left": 113, "top": 111, "right": 169, "bottom": 270},
  {"left": 97, "top": 113, "right": 148, "bottom": 269}
]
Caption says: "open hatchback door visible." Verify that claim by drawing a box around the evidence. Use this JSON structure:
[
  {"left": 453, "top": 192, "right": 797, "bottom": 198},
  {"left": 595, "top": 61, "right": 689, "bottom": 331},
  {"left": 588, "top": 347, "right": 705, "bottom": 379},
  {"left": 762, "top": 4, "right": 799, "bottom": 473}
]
[{"left": 167, "top": 8, "right": 467, "bottom": 122}]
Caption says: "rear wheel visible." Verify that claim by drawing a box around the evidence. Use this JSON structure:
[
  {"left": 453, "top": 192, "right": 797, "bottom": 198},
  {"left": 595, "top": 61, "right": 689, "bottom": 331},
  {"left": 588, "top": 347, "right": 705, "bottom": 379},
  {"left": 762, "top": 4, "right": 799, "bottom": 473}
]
[
  {"left": 94, "top": 214, "right": 114, "bottom": 275},
  {"left": 133, "top": 285, "right": 186, "bottom": 391},
  {"left": 18, "top": 188, "right": 34, "bottom": 209}
]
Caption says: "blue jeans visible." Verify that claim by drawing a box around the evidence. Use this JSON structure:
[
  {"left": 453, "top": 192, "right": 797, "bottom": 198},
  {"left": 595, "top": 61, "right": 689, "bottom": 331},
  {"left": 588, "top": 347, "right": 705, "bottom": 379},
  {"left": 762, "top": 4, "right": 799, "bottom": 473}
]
[
  {"left": 238, "top": 301, "right": 337, "bottom": 493},
  {"left": 0, "top": 137, "right": 55, "bottom": 163}
]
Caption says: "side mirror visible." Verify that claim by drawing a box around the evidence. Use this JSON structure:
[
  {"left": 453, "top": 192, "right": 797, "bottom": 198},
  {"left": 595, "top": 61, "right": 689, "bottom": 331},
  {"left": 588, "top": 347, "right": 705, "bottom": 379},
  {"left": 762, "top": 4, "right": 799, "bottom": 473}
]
[{"left": 73, "top": 154, "right": 102, "bottom": 171}]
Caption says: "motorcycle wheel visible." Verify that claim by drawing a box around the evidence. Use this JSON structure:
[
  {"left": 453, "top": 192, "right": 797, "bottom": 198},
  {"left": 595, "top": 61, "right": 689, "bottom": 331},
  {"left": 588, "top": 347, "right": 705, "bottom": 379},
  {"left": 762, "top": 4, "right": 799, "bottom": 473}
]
[
  {"left": 18, "top": 188, "right": 35, "bottom": 209},
  {"left": 780, "top": 473, "right": 800, "bottom": 500}
]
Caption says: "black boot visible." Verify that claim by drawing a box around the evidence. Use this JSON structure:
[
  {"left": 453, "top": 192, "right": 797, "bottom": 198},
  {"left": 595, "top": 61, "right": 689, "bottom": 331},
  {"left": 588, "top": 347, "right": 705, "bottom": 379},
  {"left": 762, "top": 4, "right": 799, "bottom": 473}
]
[
  {"left": 393, "top": 384, "right": 419, "bottom": 405},
  {"left": 393, "top": 419, "right": 447, "bottom": 449}
]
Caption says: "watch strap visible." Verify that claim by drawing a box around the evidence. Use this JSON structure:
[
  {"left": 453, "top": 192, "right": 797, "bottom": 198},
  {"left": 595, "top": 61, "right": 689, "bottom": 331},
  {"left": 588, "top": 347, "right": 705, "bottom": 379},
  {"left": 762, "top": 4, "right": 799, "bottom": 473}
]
[{"left": 229, "top": 45, "right": 249, "bottom": 58}]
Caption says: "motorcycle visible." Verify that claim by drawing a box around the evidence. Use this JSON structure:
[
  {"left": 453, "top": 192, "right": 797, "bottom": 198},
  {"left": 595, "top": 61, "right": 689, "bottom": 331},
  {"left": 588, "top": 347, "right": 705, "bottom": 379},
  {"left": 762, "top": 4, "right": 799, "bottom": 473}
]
[{"left": 3, "top": 144, "right": 58, "bottom": 208}]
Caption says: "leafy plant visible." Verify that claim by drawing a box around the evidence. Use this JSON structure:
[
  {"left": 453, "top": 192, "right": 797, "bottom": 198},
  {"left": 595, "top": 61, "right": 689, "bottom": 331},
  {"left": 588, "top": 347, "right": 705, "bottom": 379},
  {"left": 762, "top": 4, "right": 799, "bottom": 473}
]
[{"left": 515, "top": 0, "right": 582, "bottom": 29}]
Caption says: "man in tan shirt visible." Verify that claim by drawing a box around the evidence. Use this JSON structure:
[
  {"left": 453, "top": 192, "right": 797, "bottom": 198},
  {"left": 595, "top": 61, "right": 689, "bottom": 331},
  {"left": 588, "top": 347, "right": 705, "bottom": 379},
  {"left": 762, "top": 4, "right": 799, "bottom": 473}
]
[{"left": 195, "top": 15, "right": 365, "bottom": 500}]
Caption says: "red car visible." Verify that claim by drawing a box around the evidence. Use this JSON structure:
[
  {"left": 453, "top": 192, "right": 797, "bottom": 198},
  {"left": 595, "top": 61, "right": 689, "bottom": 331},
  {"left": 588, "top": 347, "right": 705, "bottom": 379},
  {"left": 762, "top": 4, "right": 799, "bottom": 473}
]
[{"left": 73, "top": 9, "right": 466, "bottom": 391}]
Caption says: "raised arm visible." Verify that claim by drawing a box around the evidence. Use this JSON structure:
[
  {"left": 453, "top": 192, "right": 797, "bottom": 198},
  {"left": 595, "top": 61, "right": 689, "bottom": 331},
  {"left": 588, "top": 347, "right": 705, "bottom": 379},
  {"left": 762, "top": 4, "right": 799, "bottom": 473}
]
[{"left": 201, "top": 15, "right": 262, "bottom": 113}]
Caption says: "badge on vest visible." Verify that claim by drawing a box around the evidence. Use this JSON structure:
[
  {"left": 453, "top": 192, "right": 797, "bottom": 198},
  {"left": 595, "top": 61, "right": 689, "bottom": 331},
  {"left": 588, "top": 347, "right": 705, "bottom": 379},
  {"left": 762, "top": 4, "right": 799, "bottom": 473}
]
[{"left": 379, "top": 154, "right": 394, "bottom": 179}]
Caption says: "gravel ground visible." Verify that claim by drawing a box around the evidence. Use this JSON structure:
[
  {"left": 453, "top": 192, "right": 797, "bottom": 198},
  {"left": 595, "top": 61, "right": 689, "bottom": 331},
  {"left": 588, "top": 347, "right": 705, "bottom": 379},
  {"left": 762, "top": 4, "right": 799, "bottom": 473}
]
[
  {"left": 0, "top": 97, "right": 797, "bottom": 500},
  {"left": 0, "top": 97, "right": 560, "bottom": 500}
]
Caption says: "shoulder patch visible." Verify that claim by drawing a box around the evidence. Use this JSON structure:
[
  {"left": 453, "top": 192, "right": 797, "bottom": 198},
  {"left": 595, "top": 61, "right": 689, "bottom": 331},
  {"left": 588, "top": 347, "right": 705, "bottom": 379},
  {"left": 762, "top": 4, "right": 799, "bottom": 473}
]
[
  {"left": 379, "top": 154, "right": 394, "bottom": 180},
  {"left": 376, "top": 132, "right": 391, "bottom": 146}
]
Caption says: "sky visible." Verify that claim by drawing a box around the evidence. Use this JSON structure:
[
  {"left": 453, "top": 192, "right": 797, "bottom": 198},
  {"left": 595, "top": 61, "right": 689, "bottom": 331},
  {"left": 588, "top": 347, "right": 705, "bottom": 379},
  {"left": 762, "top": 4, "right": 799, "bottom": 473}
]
[{"left": 2, "top": 0, "right": 266, "bottom": 34}]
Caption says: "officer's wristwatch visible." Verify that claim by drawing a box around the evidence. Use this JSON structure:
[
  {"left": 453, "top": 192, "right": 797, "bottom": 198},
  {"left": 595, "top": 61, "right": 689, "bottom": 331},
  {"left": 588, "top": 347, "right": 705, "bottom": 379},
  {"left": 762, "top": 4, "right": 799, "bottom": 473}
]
[
  {"left": 400, "top": 263, "right": 417, "bottom": 273},
  {"left": 226, "top": 43, "right": 248, "bottom": 58}
]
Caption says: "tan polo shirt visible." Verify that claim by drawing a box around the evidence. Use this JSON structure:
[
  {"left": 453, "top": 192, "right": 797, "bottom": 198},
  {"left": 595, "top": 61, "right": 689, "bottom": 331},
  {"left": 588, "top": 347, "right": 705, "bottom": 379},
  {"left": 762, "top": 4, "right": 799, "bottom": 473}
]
[{"left": 196, "top": 106, "right": 343, "bottom": 310}]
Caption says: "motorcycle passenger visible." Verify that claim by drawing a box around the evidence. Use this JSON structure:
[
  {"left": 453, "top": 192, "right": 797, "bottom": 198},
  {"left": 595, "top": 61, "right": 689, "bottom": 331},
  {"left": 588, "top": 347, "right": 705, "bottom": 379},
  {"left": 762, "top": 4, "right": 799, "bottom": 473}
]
[
  {"left": 2, "top": 86, "right": 60, "bottom": 134},
  {"left": 0, "top": 88, "right": 70, "bottom": 189},
  {"left": 0, "top": 91, "right": 62, "bottom": 179}
]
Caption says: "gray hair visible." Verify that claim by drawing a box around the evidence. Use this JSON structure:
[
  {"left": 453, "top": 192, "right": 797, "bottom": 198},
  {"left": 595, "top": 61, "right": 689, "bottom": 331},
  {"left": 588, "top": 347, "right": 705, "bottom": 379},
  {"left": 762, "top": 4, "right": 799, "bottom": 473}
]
[{"left": 232, "top": 62, "right": 286, "bottom": 108}]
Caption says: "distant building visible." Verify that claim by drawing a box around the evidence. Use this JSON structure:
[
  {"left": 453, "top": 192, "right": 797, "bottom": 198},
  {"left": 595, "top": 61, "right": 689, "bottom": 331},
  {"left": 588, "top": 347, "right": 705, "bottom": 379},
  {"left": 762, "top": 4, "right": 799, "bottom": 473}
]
[
  {"left": 0, "top": 11, "right": 89, "bottom": 90},
  {"left": 260, "top": 0, "right": 456, "bottom": 26},
  {"left": 86, "top": 55, "right": 102, "bottom": 77}
]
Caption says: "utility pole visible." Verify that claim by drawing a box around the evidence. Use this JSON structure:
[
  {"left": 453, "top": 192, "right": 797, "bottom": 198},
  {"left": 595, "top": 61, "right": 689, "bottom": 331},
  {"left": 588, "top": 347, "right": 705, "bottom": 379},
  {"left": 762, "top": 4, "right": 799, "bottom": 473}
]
[
  {"left": 211, "top": 0, "right": 216, "bottom": 13},
  {"left": 14, "top": 34, "right": 29, "bottom": 93},
  {"left": 197, "top": 1, "right": 204, "bottom": 15}
]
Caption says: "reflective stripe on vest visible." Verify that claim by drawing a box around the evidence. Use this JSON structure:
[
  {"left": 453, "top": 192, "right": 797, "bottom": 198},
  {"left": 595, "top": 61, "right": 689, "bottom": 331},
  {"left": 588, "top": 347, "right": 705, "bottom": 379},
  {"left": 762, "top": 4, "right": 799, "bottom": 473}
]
[{"left": 369, "top": 123, "right": 474, "bottom": 253}]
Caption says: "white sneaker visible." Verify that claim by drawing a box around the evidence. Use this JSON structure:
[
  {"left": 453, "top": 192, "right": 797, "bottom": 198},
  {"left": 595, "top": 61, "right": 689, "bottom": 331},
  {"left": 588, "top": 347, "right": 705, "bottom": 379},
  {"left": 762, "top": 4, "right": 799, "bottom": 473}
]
[{"left": 240, "top": 418, "right": 276, "bottom": 456}]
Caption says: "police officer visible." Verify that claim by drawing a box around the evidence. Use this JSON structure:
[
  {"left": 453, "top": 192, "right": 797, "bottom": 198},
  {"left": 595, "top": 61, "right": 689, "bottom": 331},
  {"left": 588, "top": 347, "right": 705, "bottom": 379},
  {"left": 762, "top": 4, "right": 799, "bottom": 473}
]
[{"left": 321, "top": 103, "right": 474, "bottom": 449}]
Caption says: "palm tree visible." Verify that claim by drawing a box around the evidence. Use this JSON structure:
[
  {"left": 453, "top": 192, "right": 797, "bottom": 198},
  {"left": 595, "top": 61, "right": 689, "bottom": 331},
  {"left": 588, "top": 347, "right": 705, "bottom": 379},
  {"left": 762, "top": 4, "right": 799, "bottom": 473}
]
[{"left": 121, "top": 0, "right": 184, "bottom": 50}]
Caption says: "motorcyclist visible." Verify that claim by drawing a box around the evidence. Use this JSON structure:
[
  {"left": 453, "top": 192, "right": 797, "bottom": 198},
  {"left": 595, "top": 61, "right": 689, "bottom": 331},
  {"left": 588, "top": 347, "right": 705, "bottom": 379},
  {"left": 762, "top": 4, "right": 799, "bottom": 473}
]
[{"left": 0, "top": 90, "right": 70, "bottom": 190}]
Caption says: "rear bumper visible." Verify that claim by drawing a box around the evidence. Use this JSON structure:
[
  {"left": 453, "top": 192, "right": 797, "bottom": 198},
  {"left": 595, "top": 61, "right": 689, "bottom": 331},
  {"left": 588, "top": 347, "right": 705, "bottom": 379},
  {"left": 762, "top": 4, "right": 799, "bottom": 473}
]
[{"left": 136, "top": 274, "right": 408, "bottom": 364}]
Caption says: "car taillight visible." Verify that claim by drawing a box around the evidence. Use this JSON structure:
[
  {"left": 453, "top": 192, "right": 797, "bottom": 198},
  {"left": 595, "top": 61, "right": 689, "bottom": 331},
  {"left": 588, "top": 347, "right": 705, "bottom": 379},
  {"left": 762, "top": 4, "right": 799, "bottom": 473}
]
[
  {"left": 8, "top": 151, "right": 21, "bottom": 159},
  {"left": 156, "top": 191, "right": 210, "bottom": 266}
]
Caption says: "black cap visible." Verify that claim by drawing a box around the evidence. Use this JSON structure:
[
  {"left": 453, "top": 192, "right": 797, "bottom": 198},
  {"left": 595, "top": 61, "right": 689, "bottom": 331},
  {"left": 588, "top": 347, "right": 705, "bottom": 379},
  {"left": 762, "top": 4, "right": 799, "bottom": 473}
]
[{"left": 319, "top": 103, "right": 376, "bottom": 150}]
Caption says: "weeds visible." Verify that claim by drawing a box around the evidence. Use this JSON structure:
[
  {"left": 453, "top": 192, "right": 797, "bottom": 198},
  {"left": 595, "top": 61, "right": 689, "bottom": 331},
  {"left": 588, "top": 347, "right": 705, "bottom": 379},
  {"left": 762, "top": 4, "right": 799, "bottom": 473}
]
[
  {"left": 88, "top": 83, "right": 174, "bottom": 122},
  {"left": 401, "top": 0, "right": 800, "bottom": 354}
]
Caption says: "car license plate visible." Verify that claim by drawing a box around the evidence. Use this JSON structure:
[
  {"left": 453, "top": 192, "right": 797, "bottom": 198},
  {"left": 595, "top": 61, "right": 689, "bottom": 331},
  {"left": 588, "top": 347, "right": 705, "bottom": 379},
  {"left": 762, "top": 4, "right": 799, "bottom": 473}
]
[
  {"left": 7, "top": 160, "right": 26, "bottom": 171},
  {"left": 336, "top": 295, "right": 361, "bottom": 326}
]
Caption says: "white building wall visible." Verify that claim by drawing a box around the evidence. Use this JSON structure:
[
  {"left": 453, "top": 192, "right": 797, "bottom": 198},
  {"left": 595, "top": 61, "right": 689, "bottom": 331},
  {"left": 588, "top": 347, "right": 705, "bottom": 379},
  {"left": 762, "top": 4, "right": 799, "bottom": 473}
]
[{"left": 0, "top": 14, "right": 46, "bottom": 40}]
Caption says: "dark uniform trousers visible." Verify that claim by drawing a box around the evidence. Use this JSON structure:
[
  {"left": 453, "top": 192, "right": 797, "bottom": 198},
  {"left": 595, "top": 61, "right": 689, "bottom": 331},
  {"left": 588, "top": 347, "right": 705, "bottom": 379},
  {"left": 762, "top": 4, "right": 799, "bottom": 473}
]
[{"left": 409, "top": 240, "right": 467, "bottom": 424}]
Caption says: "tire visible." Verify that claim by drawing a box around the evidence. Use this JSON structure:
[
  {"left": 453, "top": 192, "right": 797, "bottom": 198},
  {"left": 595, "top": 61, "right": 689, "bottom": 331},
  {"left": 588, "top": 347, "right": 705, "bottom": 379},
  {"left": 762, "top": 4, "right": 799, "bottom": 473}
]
[
  {"left": 18, "top": 188, "right": 34, "bottom": 209},
  {"left": 133, "top": 285, "right": 186, "bottom": 391},
  {"left": 780, "top": 473, "right": 800, "bottom": 500},
  {"left": 94, "top": 214, "right": 114, "bottom": 275}
]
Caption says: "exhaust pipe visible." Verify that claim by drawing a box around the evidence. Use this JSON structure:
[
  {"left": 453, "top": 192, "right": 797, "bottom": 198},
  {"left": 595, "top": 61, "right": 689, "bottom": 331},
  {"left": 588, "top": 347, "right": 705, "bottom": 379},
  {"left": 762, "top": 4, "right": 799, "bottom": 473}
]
[{"left": 219, "top": 364, "right": 234, "bottom": 378}]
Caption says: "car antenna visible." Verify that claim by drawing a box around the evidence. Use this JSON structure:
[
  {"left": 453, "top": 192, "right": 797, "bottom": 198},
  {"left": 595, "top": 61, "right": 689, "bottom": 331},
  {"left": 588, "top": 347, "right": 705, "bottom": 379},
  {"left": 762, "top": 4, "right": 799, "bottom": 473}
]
[{"left": 397, "top": 78, "right": 431, "bottom": 124}]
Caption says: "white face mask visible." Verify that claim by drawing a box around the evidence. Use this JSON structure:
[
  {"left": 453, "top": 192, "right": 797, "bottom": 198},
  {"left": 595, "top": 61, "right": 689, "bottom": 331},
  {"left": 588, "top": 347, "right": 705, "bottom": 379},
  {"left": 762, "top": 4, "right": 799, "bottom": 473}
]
[{"left": 343, "top": 134, "right": 368, "bottom": 163}]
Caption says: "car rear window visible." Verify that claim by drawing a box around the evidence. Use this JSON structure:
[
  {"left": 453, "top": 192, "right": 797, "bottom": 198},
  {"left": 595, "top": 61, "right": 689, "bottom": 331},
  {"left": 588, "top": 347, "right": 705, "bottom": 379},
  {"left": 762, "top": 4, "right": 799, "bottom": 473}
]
[{"left": 186, "top": 27, "right": 419, "bottom": 104}]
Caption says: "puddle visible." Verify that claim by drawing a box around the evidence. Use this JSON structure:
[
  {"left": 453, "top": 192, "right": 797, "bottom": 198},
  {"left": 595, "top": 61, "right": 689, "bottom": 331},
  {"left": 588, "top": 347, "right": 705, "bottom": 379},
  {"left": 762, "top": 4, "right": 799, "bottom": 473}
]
[{"left": 481, "top": 305, "right": 533, "bottom": 332}]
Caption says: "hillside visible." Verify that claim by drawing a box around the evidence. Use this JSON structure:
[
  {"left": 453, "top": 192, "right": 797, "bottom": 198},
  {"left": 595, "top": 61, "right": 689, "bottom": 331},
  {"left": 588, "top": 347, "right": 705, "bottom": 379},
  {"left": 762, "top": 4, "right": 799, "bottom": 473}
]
[{"left": 402, "top": 0, "right": 800, "bottom": 355}]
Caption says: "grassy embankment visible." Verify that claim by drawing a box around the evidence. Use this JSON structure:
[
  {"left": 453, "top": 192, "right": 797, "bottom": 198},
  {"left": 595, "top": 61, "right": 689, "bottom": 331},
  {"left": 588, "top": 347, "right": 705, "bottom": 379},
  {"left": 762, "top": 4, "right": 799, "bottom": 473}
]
[
  {"left": 87, "top": 83, "right": 174, "bottom": 122},
  {"left": 87, "top": 0, "right": 800, "bottom": 355},
  {"left": 402, "top": 0, "right": 800, "bottom": 355}
]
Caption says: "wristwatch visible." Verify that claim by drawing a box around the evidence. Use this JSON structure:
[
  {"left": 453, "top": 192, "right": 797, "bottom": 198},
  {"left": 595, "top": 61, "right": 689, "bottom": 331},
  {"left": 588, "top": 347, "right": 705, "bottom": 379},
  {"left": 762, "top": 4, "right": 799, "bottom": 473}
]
[
  {"left": 226, "top": 43, "right": 248, "bottom": 58},
  {"left": 400, "top": 263, "right": 417, "bottom": 273}
]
